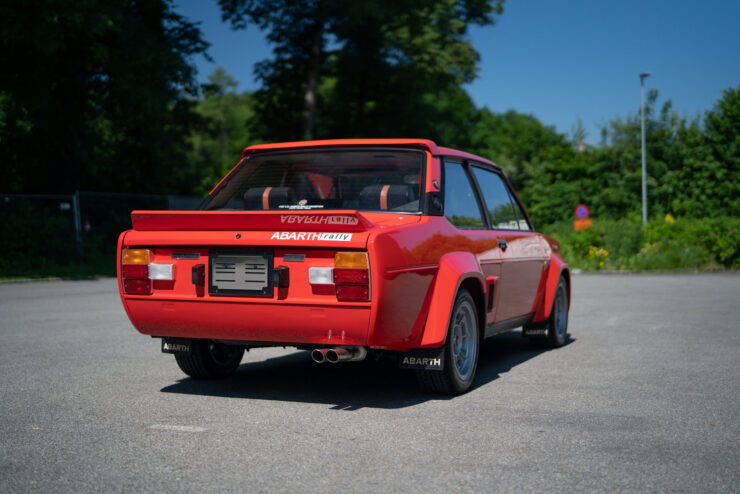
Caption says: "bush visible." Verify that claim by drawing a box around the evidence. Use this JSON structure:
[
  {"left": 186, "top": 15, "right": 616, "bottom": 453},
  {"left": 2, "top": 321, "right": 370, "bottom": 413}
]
[{"left": 541, "top": 216, "right": 740, "bottom": 271}]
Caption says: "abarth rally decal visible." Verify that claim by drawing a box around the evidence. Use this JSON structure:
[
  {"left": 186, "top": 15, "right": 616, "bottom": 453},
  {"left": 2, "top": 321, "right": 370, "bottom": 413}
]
[
  {"left": 270, "top": 232, "right": 353, "bottom": 241},
  {"left": 280, "top": 215, "right": 359, "bottom": 225}
]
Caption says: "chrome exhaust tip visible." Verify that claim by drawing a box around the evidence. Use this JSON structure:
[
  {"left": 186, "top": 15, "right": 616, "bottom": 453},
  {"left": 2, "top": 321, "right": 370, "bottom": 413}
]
[
  {"left": 326, "top": 346, "right": 368, "bottom": 364},
  {"left": 311, "top": 348, "right": 328, "bottom": 364}
]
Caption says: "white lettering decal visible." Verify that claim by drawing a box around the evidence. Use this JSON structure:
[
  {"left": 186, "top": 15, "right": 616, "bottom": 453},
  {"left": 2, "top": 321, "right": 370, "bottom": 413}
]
[
  {"left": 318, "top": 233, "right": 352, "bottom": 241},
  {"left": 280, "top": 215, "right": 359, "bottom": 226},
  {"left": 402, "top": 357, "right": 441, "bottom": 366},
  {"left": 269, "top": 232, "right": 353, "bottom": 242}
]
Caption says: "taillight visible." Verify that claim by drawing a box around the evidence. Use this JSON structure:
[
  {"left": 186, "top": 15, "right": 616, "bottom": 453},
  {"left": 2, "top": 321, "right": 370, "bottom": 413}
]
[
  {"left": 307, "top": 252, "right": 371, "bottom": 302},
  {"left": 123, "top": 278, "right": 151, "bottom": 295},
  {"left": 336, "top": 285, "right": 369, "bottom": 301},
  {"left": 333, "top": 252, "right": 370, "bottom": 301},
  {"left": 122, "top": 264, "right": 148, "bottom": 279},
  {"left": 122, "top": 249, "right": 150, "bottom": 265},
  {"left": 334, "top": 252, "right": 368, "bottom": 269},
  {"left": 332, "top": 268, "right": 368, "bottom": 284},
  {"left": 121, "top": 249, "right": 174, "bottom": 295}
]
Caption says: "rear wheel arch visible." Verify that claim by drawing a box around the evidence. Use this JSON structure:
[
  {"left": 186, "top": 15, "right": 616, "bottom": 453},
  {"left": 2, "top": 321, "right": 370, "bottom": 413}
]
[
  {"left": 419, "top": 251, "right": 485, "bottom": 348},
  {"left": 527, "top": 275, "right": 569, "bottom": 348},
  {"left": 532, "top": 255, "right": 570, "bottom": 323},
  {"left": 560, "top": 268, "right": 571, "bottom": 309}
]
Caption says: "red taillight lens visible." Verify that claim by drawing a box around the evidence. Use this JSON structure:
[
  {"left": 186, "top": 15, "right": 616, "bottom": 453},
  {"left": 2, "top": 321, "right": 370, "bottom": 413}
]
[
  {"left": 333, "top": 268, "right": 368, "bottom": 284},
  {"left": 123, "top": 278, "right": 152, "bottom": 295},
  {"left": 122, "top": 264, "right": 149, "bottom": 279},
  {"left": 331, "top": 252, "right": 370, "bottom": 301},
  {"left": 122, "top": 247, "right": 174, "bottom": 296},
  {"left": 336, "top": 285, "right": 369, "bottom": 301}
]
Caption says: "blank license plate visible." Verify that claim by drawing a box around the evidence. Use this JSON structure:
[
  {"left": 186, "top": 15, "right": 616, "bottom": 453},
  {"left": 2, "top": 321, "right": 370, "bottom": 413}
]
[{"left": 209, "top": 251, "right": 272, "bottom": 296}]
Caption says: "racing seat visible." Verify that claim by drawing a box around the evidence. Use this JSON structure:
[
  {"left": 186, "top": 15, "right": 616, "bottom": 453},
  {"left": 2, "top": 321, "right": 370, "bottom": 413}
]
[
  {"left": 359, "top": 185, "right": 416, "bottom": 211},
  {"left": 243, "top": 187, "right": 295, "bottom": 210}
]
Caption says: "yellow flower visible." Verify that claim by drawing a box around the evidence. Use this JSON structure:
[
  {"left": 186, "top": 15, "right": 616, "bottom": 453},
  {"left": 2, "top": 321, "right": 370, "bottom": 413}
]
[
  {"left": 665, "top": 213, "right": 675, "bottom": 224},
  {"left": 599, "top": 261, "right": 604, "bottom": 267}
]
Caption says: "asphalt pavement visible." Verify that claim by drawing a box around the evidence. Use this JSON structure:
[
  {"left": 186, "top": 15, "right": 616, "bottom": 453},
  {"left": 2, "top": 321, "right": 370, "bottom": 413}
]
[{"left": 0, "top": 274, "right": 738, "bottom": 493}]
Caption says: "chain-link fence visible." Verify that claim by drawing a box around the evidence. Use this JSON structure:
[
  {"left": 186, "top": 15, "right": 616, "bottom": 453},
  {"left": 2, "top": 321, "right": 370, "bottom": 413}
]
[{"left": 0, "top": 191, "right": 201, "bottom": 277}]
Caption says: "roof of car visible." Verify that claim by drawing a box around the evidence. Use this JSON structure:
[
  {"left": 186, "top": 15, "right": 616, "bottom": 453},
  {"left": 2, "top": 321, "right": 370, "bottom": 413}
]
[{"left": 242, "top": 139, "right": 498, "bottom": 169}]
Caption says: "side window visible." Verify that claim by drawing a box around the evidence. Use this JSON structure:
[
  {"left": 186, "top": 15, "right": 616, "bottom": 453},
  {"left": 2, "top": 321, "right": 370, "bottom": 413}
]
[
  {"left": 443, "top": 161, "right": 485, "bottom": 229},
  {"left": 470, "top": 166, "right": 520, "bottom": 230},
  {"left": 509, "top": 192, "right": 532, "bottom": 231}
]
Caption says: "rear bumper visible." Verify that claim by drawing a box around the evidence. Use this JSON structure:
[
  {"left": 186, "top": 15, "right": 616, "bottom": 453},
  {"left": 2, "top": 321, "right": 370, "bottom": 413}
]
[{"left": 125, "top": 298, "right": 371, "bottom": 346}]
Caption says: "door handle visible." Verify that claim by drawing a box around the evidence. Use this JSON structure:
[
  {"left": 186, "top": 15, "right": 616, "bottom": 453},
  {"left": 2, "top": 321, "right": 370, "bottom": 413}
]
[{"left": 498, "top": 239, "right": 508, "bottom": 251}]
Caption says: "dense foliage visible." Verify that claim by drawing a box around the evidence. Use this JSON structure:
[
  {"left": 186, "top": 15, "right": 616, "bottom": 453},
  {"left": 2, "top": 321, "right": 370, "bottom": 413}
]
[
  {"left": 0, "top": 0, "right": 208, "bottom": 194},
  {"left": 543, "top": 216, "right": 739, "bottom": 271},
  {"left": 190, "top": 75, "right": 739, "bottom": 223},
  {"left": 1, "top": 0, "right": 738, "bottom": 275},
  {"left": 186, "top": 68, "right": 255, "bottom": 192},
  {"left": 218, "top": 0, "right": 504, "bottom": 141}
]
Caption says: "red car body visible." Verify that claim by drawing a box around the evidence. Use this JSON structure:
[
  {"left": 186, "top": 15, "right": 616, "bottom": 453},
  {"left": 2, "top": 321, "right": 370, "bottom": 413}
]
[{"left": 117, "top": 139, "right": 570, "bottom": 393}]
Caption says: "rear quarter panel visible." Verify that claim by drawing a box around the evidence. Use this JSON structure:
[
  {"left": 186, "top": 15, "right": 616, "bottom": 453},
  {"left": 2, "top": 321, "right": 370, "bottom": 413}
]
[{"left": 366, "top": 216, "right": 498, "bottom": 349}]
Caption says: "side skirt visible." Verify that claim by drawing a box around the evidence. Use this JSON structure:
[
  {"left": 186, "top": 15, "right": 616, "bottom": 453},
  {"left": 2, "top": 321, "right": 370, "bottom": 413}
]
[{"left": 484, "top": 313, "right": 534, "bottom": 339}]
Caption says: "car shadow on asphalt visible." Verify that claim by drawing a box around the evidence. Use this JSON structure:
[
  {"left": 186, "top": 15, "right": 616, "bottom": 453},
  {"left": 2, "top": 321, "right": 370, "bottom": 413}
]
[{"left": 160, "top": 331, "right": 574, "bottom": 410}]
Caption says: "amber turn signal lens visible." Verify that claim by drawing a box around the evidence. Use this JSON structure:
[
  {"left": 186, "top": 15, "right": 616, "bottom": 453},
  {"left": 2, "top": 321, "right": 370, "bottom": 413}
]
[
  {"left": 122, "top": 249, "right": 150, "bottom": 265},
  {"left": 334, "top": 252, "right": 368, "bottom": 269}
]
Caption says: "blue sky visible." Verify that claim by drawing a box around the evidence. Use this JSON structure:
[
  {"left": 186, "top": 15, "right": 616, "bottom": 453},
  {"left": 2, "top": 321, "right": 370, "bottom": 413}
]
[{"left": 174, "top": 0, "right": 740, "bottom": 143}]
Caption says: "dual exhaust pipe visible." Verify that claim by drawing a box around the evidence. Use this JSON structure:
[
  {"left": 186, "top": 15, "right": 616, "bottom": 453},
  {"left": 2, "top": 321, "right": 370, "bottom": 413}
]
[{"left": 311, "top": 346, "right": 368, "bottom": 364}]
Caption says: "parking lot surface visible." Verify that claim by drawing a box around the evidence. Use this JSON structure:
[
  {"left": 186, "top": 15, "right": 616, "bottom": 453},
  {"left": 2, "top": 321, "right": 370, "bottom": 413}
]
[{"left": 1, "top": 273, "right": 738, "bottom": 492}]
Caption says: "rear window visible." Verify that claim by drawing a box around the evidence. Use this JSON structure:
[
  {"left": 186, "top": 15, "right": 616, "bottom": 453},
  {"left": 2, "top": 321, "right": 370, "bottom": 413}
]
[{"left": 202, "top": 149, "right": 425, "bottom": 212}]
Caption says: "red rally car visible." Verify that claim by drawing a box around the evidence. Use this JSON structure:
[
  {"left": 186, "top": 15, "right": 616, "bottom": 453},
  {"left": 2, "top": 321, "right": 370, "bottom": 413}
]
[{"left": 117, "top": 139, "right": 570, "bottom": 394}]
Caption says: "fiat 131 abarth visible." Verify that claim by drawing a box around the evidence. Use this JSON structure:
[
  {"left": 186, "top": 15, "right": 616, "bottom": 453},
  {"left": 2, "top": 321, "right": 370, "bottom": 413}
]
[{"left": 117, "top": 139, "right": 570, "bottom": 394}]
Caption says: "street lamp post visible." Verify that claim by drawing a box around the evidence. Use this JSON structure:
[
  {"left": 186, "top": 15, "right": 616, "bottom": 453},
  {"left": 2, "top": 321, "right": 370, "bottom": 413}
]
[{"left": 640, "top": 72, "right": 651, "bottom": 225}]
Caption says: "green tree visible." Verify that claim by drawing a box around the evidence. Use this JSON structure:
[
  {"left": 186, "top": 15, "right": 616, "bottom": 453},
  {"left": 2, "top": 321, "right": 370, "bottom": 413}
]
[
  {"left": 587, "top": 88, "right": 740, "bottom": 221},
  {"left": 187, "top": 68, "right": 256, "bottom": 195},
  {"left": 0, "top": 0, "right": 208, "bottom": 194},
  {"left": 218, "top": 0, "right": 504, "bottom": 141},
  {"left": 509, "top": 86, "right": 740, "bottom": 227},
  {"left": 703, "top": 85, "right": 740, "bottom": 215}
]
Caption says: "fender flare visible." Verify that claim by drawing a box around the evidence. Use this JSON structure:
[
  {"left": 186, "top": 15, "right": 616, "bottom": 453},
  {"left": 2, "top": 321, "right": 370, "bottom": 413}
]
[
  {"left": 532, "top": 254, "right": 570, "bottom": 323},
  {"left": 419, "top": 252, "right": 485, "bottom": 348}
]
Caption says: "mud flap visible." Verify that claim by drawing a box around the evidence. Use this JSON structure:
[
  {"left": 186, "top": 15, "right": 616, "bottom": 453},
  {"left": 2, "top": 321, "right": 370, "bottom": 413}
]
[
  {"left": 398, "top": 347, "right": 445, "bottom": 371},
  {"left": 161, "top": 338, "right": 193, "bottom": 354},
  {"left": 522, "top": 320, "right": 547, "bottom": 337}
]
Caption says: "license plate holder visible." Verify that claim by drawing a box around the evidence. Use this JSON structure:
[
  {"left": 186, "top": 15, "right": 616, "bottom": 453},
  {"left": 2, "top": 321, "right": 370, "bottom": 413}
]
[{"left": 209, "top": 250, "right": 273, "bottom": 296}]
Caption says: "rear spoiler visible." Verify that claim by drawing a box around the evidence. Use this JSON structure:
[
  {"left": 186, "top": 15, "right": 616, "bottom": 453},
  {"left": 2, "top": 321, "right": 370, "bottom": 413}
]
[{"left": 130, "top": 210, "right": 372, "bottom": 232}]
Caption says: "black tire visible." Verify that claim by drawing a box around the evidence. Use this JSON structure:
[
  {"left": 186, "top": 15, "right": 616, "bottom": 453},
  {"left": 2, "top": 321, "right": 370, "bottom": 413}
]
[
  {"left": 530, "top": 277, "right": 569, "bottom": 348},
  {"left": 416, "top": 288, "right": 480, "bottom": 394},
  {"left": 174, "top": 340, "right": 244, "bottom": 379}
]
